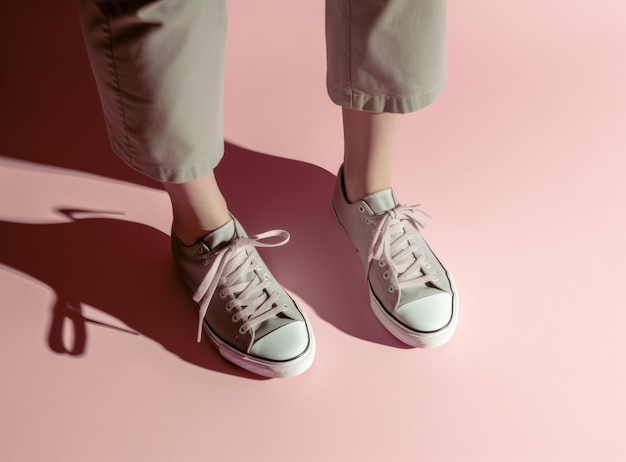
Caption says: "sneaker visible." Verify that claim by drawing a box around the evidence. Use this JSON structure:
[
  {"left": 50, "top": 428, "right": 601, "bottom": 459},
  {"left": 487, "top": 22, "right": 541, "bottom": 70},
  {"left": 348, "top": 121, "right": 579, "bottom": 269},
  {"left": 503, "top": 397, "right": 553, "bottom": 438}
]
[
  {"left": 332, "top": 166, "right": 458, "bottom": 348},
  {"left": 171, "top": 217, "right": 315, "bottom": 377}
]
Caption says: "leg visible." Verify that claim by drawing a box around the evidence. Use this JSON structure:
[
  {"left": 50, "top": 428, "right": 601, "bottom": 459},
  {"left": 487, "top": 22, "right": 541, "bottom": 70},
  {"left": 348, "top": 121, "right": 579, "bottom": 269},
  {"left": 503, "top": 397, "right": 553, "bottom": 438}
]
[
  {"left": 162, "top": 170, "right": 230, "bottom": 246},
  {"left": 78, "top": 0, "right": 315, "bottom": 377},
  {"left": 327, "top": 0, "right": 458, "bottom": 347},
  {"left": 327, "top": 0, "right": 448, "bottom": 204},
  {"left": 341, "top": 108, "right": 400, "bottom": 203}
]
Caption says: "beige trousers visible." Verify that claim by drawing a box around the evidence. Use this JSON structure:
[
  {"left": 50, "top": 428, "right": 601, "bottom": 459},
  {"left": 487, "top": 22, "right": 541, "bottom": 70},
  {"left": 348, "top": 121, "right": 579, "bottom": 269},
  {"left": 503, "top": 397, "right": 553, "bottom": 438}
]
[{"left": 79, "top": 0, "right": 447, "bottom": 183}]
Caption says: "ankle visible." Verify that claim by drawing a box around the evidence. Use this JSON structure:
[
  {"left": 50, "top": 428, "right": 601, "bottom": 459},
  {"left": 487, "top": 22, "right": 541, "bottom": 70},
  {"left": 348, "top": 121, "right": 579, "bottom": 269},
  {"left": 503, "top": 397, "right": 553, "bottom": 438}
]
[
  {"left": 342, "top": 164, "right": 391, "bottom": 203},
  {"left": 173, "top": 216, "right": 231, "bottom": 246}
]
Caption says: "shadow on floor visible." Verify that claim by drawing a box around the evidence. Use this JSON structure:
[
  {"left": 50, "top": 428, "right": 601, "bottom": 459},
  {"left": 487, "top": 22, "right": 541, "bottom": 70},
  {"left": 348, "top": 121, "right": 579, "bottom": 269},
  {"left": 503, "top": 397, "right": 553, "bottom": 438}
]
[
  {"left": 0, "top": 147, "right": 404, "bottom": 381},
  {"left": 0, "top": 2, "right": 405, "bottom": 379},
  {"left": 0, "top": 208, "right": 268, "bottom": 379}
]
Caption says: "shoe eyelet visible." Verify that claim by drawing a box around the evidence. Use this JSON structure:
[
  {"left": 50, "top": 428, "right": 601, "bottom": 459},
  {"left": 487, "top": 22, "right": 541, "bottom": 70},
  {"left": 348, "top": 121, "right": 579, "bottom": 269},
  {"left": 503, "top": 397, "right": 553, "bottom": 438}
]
[
  {"left": 225, "top": 302, "right": 233, "bottom": 312},
  {"left": 424, "top": 262, "right": 431, "bottom": 269},
  {"left": 383, "top": 271, "right": 390, "bottom": 280},
  {"left": 378, "top": 259, "right": 386, "bottom": 267},
  {"left": 238, "top": 326, "right": 247, "bottom": 335},
  {"left": 232, "top": 314, "right": 239, "bottom": 322},
  {"left": 388, "top": 285, "right": 395, "bottom": 293},
  {"left": 359, "top": 205, "right": 365, "bottom": 213},
  {"left": 219, "top": 290, "right": 227, "bottom": 299},
  {"left": 365, "top": 219, "right": 371, "bottom": 225},
  {"left": 432, "top": 274, "right": 440, "bottom": 282},
  {"left": 263, "top": 274, "right": 270, "bottom": 281},
  {"left": 196, "top": 247, "right": 204, "bottom": 254},
  {"left": 201, "top": 258, "right": 208, "bottom": 265}
]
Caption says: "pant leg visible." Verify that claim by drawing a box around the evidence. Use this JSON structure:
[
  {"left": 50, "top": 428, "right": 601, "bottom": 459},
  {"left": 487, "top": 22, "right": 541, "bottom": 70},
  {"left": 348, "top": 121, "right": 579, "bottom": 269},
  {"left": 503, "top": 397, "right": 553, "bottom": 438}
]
[
  {"left": 325, "top": 0, "right": 447, "bottom": 113},
  {"left": 78, "top": 0, "right": 227, "bottom": 183}
]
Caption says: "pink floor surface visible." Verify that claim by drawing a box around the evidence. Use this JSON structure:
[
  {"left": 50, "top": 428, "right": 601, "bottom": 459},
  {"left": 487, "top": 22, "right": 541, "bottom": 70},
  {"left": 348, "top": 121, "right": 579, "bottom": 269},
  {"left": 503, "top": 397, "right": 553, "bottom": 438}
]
[{"left": 2, "top": 2, "right": 625, "bottom": 461}]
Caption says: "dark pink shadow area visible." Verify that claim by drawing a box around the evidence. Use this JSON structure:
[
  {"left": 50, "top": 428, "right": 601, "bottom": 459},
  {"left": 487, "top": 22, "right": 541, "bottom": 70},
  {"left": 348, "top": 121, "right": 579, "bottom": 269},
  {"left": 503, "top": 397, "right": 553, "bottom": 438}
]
[
  {"left": 0, "top": 209, "right": 266, "bottom": 380},
  {"left": 0, "top": 145, "right": 405, "bottom": 358},
  {"left": 0, "top": 1, "right": 404, "bottom": 371}
]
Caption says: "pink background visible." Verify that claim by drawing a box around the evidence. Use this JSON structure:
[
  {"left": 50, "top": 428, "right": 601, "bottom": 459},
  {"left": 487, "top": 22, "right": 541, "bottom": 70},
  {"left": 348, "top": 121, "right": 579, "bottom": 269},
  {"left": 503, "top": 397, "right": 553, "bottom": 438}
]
[{"left": 2, "top": 1, "right": 625, "bottom": 461}]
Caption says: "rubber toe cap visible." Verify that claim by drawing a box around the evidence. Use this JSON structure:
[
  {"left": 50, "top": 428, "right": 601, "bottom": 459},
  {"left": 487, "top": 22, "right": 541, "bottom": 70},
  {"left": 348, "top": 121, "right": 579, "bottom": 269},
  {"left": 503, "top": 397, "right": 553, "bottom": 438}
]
[
  {"left": 249, "top": 321, "right": 310, "bottom": 361},
  {"left": 395, "top": 293, "right": 453, "bottom": 332}
]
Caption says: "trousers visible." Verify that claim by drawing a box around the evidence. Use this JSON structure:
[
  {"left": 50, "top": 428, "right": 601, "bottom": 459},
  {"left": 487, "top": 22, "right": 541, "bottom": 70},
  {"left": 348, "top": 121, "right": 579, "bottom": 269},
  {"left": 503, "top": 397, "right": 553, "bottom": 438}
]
[{"left": 79, "top": 0, "right": 447, "bottom": 183}]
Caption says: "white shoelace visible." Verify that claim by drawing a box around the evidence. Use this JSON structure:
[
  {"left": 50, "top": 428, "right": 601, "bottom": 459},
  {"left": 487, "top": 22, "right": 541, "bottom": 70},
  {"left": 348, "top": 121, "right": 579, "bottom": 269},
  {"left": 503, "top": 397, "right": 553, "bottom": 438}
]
[
  {"left": 368, "top": 205, "right": 438, "bottom": 291},
  {"left": 193, "top": 230, "right": 290, "bottom": 342}
]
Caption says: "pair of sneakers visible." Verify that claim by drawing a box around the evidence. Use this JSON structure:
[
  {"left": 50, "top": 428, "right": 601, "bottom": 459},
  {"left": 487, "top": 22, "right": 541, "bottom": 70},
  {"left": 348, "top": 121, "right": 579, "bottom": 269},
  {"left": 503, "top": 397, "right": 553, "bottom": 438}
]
[{"left": 171, "top": 167, "right": 458, "bottom": 378}]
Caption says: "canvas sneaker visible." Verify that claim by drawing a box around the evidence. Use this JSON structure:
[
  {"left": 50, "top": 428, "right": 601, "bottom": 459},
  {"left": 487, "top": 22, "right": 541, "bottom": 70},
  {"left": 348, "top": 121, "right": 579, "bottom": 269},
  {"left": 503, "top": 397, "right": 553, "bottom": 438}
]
[
  {"left": 332, "top": 167, "right": 458, "bottom": 348},
  {"left": 171, "top": 217, "right": 315, "bottom": 377}
]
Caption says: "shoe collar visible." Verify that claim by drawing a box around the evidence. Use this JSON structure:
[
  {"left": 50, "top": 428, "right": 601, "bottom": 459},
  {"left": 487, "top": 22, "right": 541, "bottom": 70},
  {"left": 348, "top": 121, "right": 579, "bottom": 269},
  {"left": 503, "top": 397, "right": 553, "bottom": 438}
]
[
  {"left": 200, "top": 218, "right": 239, "bottom": 251},
  {"left": 362, "top": 188, "right": 399, "bottom": 215}
]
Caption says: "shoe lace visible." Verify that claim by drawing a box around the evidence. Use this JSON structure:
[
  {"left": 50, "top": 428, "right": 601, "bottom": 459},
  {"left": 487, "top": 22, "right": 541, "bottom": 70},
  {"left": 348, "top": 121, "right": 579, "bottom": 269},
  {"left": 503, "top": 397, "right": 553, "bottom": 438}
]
[
  {"left": 193, "top": 230, "right": 290, "bottom": 342},
  {"left": 368, "top": 204, "right": 437, "bottom": 290}
]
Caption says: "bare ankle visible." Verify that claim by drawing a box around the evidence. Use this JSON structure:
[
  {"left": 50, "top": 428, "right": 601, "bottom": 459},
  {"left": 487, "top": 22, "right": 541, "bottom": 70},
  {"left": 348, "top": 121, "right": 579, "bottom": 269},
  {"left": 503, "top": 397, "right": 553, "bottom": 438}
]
[
  {"left": 172, "top": 216, "right": 231, "bottom": 246},
  {"left": 163, "top": 170, "right": 232, "bottom": 245},
  {"left": 342, "top": 164, "right": 391, "bottom": 203}
]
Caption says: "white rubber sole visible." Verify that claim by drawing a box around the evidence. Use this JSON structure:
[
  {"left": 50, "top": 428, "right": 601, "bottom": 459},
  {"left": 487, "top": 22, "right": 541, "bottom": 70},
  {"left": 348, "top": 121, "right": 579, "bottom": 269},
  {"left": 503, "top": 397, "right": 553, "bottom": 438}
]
[
  {"left": 202, "top": 309, "right": 316, "bottom": 378},
  {"left": 369, "top": 276, "right": 459, "bottom": 349}
]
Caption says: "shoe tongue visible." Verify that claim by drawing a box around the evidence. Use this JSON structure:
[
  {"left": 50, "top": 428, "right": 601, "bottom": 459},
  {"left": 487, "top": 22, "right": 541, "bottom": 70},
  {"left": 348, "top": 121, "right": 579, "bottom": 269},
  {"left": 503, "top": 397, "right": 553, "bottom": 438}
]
[
  {"left": 363, "top": 188, "right": 399, "bottom": 215},
  {"left": 201, "top": 219, "right": 238, "bottom": 251}
]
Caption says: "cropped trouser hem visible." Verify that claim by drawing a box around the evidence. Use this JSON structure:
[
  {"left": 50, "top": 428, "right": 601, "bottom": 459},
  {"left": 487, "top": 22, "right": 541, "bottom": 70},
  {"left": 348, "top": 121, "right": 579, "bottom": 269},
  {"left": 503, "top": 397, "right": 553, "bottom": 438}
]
[
  {"left": 113, "top": 140, "right": 225, "bottom": 184},
  {"left": 80, "top": 0, "right": 447, "bottom": 183},
  {"left": 327, "top": 72, "right": 447, "bottom": 114}
]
